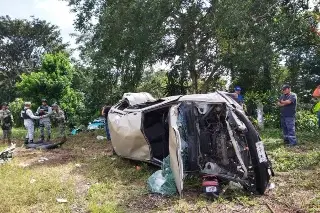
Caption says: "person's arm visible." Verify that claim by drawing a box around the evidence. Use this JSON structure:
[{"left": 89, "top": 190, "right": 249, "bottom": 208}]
[
  {"left": 280, "top": 94, "right": 296, "bottom": 106},
  {"left": 26, "top": 109, "right": 41, "bottom": 120},
  {"left": 47, "top": 106, "right": 53, "bottom": 115},
  {"left": 277, "top": 95, "right": 285, "bottom": 106},
  {"left": 280, "top": 100, "right": 292, "bottom": 105},
  {"left": 101, "top": 107, "right": 105, "bottom": 116},
  {"left": 35, "top": 107, "right": 40, "bottom": 115},
  {"left": 277, "top": 101, "right": 284, "bottom": 107}
]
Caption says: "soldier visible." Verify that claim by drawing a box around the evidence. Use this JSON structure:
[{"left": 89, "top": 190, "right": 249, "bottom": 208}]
[
  {"left": 51, "top": 103, "right": 66, "bottom": 141},
  {"left": 0, "top": 103, "right": 14, "bottom": 144},
  {"left": 21, "top": 102, "right": 45, "bottom": 145},
  {"left": 36, "top": 99, "right": 52, "bottom": 141}
]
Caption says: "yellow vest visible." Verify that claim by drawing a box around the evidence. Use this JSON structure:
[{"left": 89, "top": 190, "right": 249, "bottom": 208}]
[{"left": 313, "top": 102, "right": 320, "bottom": 113}]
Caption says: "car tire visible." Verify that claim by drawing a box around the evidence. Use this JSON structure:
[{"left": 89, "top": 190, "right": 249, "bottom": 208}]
[{"left": 234, "top": 109, "right": 270, "bottom": 195}]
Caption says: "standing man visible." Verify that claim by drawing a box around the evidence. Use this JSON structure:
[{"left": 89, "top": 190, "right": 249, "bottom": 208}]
[
  {"left": 21, "top": 102, "right": 44, "bottom": 145},
  {"left": 277, "top": 84, "right": 298, "bottom": 147},
  {"left": 36, "top": 99, "right": 52, "bottom": 142},
  {"left": 0, "top": 103, "right": 14, "bottom": 144},
  {"left": 101, "top": 104, "right": 111, "bottom": 141},
  {"left": 234, "top": 86, "right": 245, "bottom": 107},
  {"left": 51, "top": 103, "right": 67, "bottom": 141}
]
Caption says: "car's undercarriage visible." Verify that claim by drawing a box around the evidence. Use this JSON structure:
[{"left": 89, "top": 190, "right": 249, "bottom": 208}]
[
  {"left": 111, "top": 92, "right": 273, "bottom": 197},
  {"left": 142, "top": 100, "right": 272, "bottom": 196}
]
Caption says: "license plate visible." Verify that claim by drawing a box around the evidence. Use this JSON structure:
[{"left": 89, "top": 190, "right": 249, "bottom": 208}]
[
  {"left": 205, "top": 186, "right": 217, "bottom": 193},
  {"left": 256, "top": 141, "right": 267, "bottom": 163}
]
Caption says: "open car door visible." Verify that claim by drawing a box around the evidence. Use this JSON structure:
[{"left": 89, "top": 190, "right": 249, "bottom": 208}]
[{"left": 168, "top": 104, "right": 184, "bottom": 196}]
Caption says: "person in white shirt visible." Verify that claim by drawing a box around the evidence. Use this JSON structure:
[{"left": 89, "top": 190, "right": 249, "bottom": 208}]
[{"left": 21, "top": 102, "right": 46, "bottom": 145}]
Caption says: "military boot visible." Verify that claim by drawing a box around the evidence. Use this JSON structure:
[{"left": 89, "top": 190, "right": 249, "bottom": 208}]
[{"left": 47, "top": 136, "right": 51, "bottom": 142}]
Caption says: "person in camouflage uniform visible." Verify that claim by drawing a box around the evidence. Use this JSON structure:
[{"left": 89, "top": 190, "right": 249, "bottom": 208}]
[
  {"left": 0, "top": 103, "right": 14, "bottom": 144},
  {"left": 51, "top": 103, "right": 66, "bottom": 141},
  {"left": 36, "top": 98, "right": 53, "bottom": 141}
]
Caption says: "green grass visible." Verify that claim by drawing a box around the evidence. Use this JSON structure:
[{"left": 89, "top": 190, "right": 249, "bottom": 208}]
[{"left": 0, "top": 128, "right": 319, "bottom": 212}]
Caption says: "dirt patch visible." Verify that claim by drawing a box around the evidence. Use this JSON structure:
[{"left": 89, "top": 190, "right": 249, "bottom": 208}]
[{"left": 126, "top": 194, "right": 174, "bottom": 213}]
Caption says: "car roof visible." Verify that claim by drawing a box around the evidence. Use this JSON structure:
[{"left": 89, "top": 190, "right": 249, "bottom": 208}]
[
  {"left": 113, "top": 91, "right": 242, "bottom": 113},
  {"left": 122, "top": 92, "right": 156, "bottom": 106}
]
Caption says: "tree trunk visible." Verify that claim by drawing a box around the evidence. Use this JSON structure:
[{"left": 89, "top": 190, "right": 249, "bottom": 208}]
[{"left": 257, "top": 102, "right": 264, "bottom": 130}]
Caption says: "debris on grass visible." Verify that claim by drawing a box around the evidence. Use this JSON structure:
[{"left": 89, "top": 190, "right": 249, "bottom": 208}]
[
  {"left": 0, "top": 143, "right": 16, "bottom": 164},
  {"left": 38, "top": 157, "right": 49, "bottom": 163},
  {"left": 96, "top": 135, "right": 106, "bottom": 140},
  {"left": 56, "top": 198, "right": 68, "bottom": 203},
  {"left": 147, "top": 156, "right": 177, "bottom": 196}
]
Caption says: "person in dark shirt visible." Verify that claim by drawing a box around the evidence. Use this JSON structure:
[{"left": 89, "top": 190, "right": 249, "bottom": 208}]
[
  {"left": 277, "top": 84, "right": 297, "bottom": 146},
  {"left": 101, "top": 104, "right": 111, "bottom": 140}
]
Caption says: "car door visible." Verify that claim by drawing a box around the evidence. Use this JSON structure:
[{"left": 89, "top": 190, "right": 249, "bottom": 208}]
[
  {"left": 108, "top": 106, "right": 151, "bottom": 161},
  {"left": 168, "top": 104, "right": 184, "bottom": 196}
]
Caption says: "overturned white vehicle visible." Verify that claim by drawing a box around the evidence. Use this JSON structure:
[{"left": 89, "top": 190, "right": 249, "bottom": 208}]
[{"left": 108, "top": 92, "right": 274, "bottom": 196}]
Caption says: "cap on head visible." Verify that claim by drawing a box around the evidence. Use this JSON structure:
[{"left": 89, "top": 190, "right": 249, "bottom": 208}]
[
  {"left": 24, "top": 101, "right": 31, "bottom": 105},
  {"left": 2, "top": 102, "right": 8, "bottom": 106},
  {"left": 281, "top": 84, "right": 291, "bottom": 90},
  {"left": 52, "top": 103, "right": 58, "bottom": 107},
  {"left": 234, "top": 86, "right": 242, "bottom": 91},
  {"left": 41, "top": 98, "right": 47, "bottom": 103}
]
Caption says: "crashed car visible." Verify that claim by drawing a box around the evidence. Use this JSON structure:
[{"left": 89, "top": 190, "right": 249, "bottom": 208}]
[{"left": 108, "top": 92, "right": 273, "bottom": 196}]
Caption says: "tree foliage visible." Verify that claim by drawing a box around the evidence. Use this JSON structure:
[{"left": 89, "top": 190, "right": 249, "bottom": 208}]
[
  {"left": 66, "top": 0, "right": 320, "bottom": 98},
  {"left": 16, "top": 52, "right": 84, "bottom": 124},
  {"left": 0, "top": 15, "right": 67, "bottom": 102}
]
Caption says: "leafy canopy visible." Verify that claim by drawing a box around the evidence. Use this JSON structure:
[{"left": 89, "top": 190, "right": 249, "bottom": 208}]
[{"left": 16, "top": 52, "right": 84, "bottom": 117}]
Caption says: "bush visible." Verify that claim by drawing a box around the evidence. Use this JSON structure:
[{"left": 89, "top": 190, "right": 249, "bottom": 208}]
[
  {"left": 8, "top": 98, "right": 25, "bottom": 127},
  {"left": 296, "top": 110, "right": 318, "bottom": 132},
  {"left": 265, "top": 110, "right": 318, "bottom": 131},
  {"left": 264, "top": 113, "right": 280, "bottom": 129}
]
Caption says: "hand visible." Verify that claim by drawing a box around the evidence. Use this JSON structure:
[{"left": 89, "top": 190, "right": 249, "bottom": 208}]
[{"left": 40, "top": 115, "right": 44, "bottom": 119}]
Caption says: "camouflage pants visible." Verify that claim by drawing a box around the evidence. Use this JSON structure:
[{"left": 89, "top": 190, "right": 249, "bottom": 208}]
[
  {"left": 39, "top": 120, "right": 51, "bottom": 139},
  {"left": 2, "top": 129, "right": 12, "bottom": 142},
  {"left": 58, "top": 122, "right": 66, "bottom": 138}
]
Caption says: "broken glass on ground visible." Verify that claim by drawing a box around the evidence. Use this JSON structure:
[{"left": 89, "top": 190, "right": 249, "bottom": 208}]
[{"left": 147, "top": 156, "right": 177, "bottom": 196}]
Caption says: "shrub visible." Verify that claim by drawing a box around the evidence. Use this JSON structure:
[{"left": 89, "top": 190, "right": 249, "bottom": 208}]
[
  {"left": 296, "top": 110, "right": 318, "bottom": 132},
  {"left": 264, "top": 110, "right": 318, "bottom": 131},
  {"left": 8, "top": 98, "right": 25, "bottom": 127},
  {"left": 264, "top": 113, "right": 280, "bottom": 129}
]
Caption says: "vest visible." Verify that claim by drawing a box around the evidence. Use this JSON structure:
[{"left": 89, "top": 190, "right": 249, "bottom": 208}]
[
  {"left": 39, "top": 105, "right": 49, "bottom": 116},
  {"left": 21, "top": 109, "right": 31, "bottom": 119}
]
